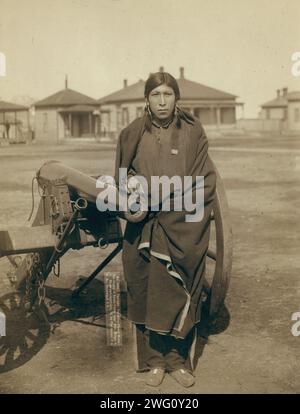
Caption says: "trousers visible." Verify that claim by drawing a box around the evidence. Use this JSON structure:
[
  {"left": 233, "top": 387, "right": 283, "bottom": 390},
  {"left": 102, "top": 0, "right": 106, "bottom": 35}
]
[{"left": 136, "top": 324, "right": 195, "bottom": 372}]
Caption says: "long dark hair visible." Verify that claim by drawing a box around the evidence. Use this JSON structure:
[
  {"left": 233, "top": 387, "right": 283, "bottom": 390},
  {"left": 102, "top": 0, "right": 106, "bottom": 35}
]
[
  {"left": 143, "top": 71, "right": 194, "bottom": 132},
  {"left": 144, "top": 72, "right": 180, "bottom": 100}
]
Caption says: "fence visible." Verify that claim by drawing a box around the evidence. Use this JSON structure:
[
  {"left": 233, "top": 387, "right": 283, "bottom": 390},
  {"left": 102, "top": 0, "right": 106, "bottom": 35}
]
[{"left": 237, "top": 118, "right": 286, "bottom": 132}]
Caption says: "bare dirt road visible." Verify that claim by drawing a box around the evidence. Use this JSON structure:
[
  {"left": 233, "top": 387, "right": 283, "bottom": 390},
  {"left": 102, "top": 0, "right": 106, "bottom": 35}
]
[{"left": 0, "top": 134, "right": 299, "bottom": 394}]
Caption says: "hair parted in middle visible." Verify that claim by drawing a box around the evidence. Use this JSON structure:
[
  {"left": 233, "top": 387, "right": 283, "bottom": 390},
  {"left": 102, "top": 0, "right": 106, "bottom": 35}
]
[
  {"left": 142, "top": 70, "right": 195, "bottom": 132},
  {"left": 144, "top": 71, "right": 180, "bottom": 100}
]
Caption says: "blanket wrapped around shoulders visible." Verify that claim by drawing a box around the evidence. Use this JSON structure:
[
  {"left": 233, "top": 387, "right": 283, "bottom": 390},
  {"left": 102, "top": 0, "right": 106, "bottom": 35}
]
[{"left": 114, "top": 113, "right": 216, "bottom": 339}]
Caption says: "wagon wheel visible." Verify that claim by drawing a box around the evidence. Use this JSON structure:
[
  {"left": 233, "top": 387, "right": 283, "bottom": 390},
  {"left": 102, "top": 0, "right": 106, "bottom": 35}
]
[
  {"left": 0, "top": 290, "right": 50, "bottom": 374},
  {"left": 0, "top": 196, "right": 53, "bottom": 373},
  {"left": 205, "top": 162, "right": 233, "bottom": 317}
]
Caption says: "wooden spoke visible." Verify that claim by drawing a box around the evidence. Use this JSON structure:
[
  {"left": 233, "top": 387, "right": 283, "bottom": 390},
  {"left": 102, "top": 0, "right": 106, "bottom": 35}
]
[{"left": 0, "top": 291, "right": 50, "bottom": 374}]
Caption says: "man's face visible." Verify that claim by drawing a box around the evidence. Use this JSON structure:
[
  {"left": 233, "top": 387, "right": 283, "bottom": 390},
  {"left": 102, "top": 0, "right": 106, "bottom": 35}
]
[{"left": 147, "top": 84, "right": 176, "bottom": 121}]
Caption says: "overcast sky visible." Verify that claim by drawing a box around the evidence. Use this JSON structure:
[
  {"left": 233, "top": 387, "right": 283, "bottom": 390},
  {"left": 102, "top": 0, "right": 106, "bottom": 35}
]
[{"left": 0, "top": 0, "right": 299, "bottom": 117}]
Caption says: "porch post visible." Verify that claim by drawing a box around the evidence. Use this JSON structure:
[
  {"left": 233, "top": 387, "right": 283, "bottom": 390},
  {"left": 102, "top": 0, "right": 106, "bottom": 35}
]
[
  {"left": 27, "top": 110, "right": 30, "bottom": 142},
  {"left": 68, "top": 113, "right": 72, "bottom": 137},
  {"left": 99, "top": 115, "right": 102, "bottom": 137},
  {"left": 94, "top": 115, "right": 98, "bottom": 137},
  {"left": 210, "top": 106, "right": 214, "bottom": 125},
  {"left": 56, "top": 110, "right": 59, "bottom": 144},
  {"left": 89, "top": 113, "right": 92, "bottom": 135},
  {"left": 216, "top": 107, "right": 221, "bottom": 128},
  {"left": 3, "top": 111, "right": 6, "bottom": 139},
  {"left": 15, "top": 111, "right": 17, "bottom": 141}
]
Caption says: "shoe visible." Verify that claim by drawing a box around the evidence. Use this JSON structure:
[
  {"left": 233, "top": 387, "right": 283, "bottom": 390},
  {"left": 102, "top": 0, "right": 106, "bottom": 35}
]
[
  {"left": 170, "top": 368, "right": 195, "bottom": 388},
  {"left": 146, "top": 368, "right": 165, "bottom": 387}
]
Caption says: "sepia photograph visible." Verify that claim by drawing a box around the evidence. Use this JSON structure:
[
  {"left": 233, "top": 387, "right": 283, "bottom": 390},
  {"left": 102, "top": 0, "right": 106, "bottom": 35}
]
[{"left": 0, "top": 0, "right": 299, "bottom": 400}]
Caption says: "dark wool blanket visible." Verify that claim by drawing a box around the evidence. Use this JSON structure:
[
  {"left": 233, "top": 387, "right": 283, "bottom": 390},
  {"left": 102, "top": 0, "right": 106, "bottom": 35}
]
[{"left": 114, "top": 113, "right": 216, "bottom": 339}]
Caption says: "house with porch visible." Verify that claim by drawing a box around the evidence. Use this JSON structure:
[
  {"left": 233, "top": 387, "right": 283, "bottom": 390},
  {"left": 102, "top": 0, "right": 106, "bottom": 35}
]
[
  {"left": 98, "top": 67, "right": 242, "bottom": 139},
  {"left": 260, "top": 88, "right": 300, "bottom": 132},
  {"left": 34, "top": 80, "right": 99, "bottom": 142},
  {"left": 0, "top": 100, "right": 30, "bottom": 143}
]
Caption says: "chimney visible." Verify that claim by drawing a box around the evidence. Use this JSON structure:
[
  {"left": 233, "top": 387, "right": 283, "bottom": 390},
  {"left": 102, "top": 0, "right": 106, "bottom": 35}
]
[
  {"left": 65, "top": 74, "right": 68, "bottom": 89},
  {"left": 159, "top": 66, "right": 164, "bottom": 73},
  {"left": 180, "top": 67, "right": 185, "bottom": 79},
  {"left": 276, "top": 89, "right": 280, "bottom": 98},
  {"left": 282, "top": 87, "right": 288, "bottom": 97},
  {"left": 123, "top": 79, "right": 128, "bottom": 88}
]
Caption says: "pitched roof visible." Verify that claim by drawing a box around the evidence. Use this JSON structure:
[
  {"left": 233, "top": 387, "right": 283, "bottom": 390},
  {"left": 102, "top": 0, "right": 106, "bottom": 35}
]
[
  {"left": 261, "top": 91, "right": 300, "bottom": 108},
  {"left": 261, "top": 96, "right": 288, "bottom": 108},
  {"left": 177, "top": 78, "right": 236, "bottom": 100},
  {"left": 287, "top": 91, "right": 300, "bottom": 101},
  {"left": 98, "top": 78, "right": 236, "bottom": 104},
  {"left": 0, "top": 100, "right": 28, "bottom": 112},
  {"left": 34, "top": 88, "right": 98, "bottom": 108},
  {"left": 58, "top": 104, "right": 98, "bottom": 113},
  {"left": 98, "top": 80, "right": 145, "bottom": 104}
]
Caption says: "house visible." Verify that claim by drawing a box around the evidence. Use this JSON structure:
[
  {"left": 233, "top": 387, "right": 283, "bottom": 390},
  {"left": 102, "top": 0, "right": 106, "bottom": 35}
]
[
  {"left": 0, "top": 100, "right": 29, "bottom": 142},
  {"left": 34, "top": 79, "right": 99, "bottom": 142},
  {"left": 260, "top": 88, "right": 300, "bottom": 132},
  {"left": 98, "top": 67, "right": 242, "bottom": 138}
]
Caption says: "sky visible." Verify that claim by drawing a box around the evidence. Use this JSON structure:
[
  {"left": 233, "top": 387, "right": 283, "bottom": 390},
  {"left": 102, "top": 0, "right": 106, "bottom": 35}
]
[{"left": 0, "top": 0, "right": 299, "bottom": 117}]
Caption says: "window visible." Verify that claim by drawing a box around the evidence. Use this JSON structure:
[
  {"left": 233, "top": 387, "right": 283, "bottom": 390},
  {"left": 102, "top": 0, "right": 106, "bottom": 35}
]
[
  {"left": 43, "top": 113, "right": 48, "bottom": 132},
  {"left": 122, "top": 107, "right": 129, "bottom": 126},
  {"left": 136, "top": 106, "right": 143, "bottom": 118},
  {"left": 193, "top": 108, "right": 200, "bottom": 118},
  {"left": 117, "top": 110, "right": 122, "bottom": 128},
  {"left": 294, "top": 108, "right": 300, "bottom": 123}
]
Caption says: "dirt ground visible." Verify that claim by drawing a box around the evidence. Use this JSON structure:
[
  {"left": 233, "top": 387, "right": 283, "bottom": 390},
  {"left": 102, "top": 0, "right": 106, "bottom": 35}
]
[{"left": 0, "top": 133, "right": 299, "bottom": 394}]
